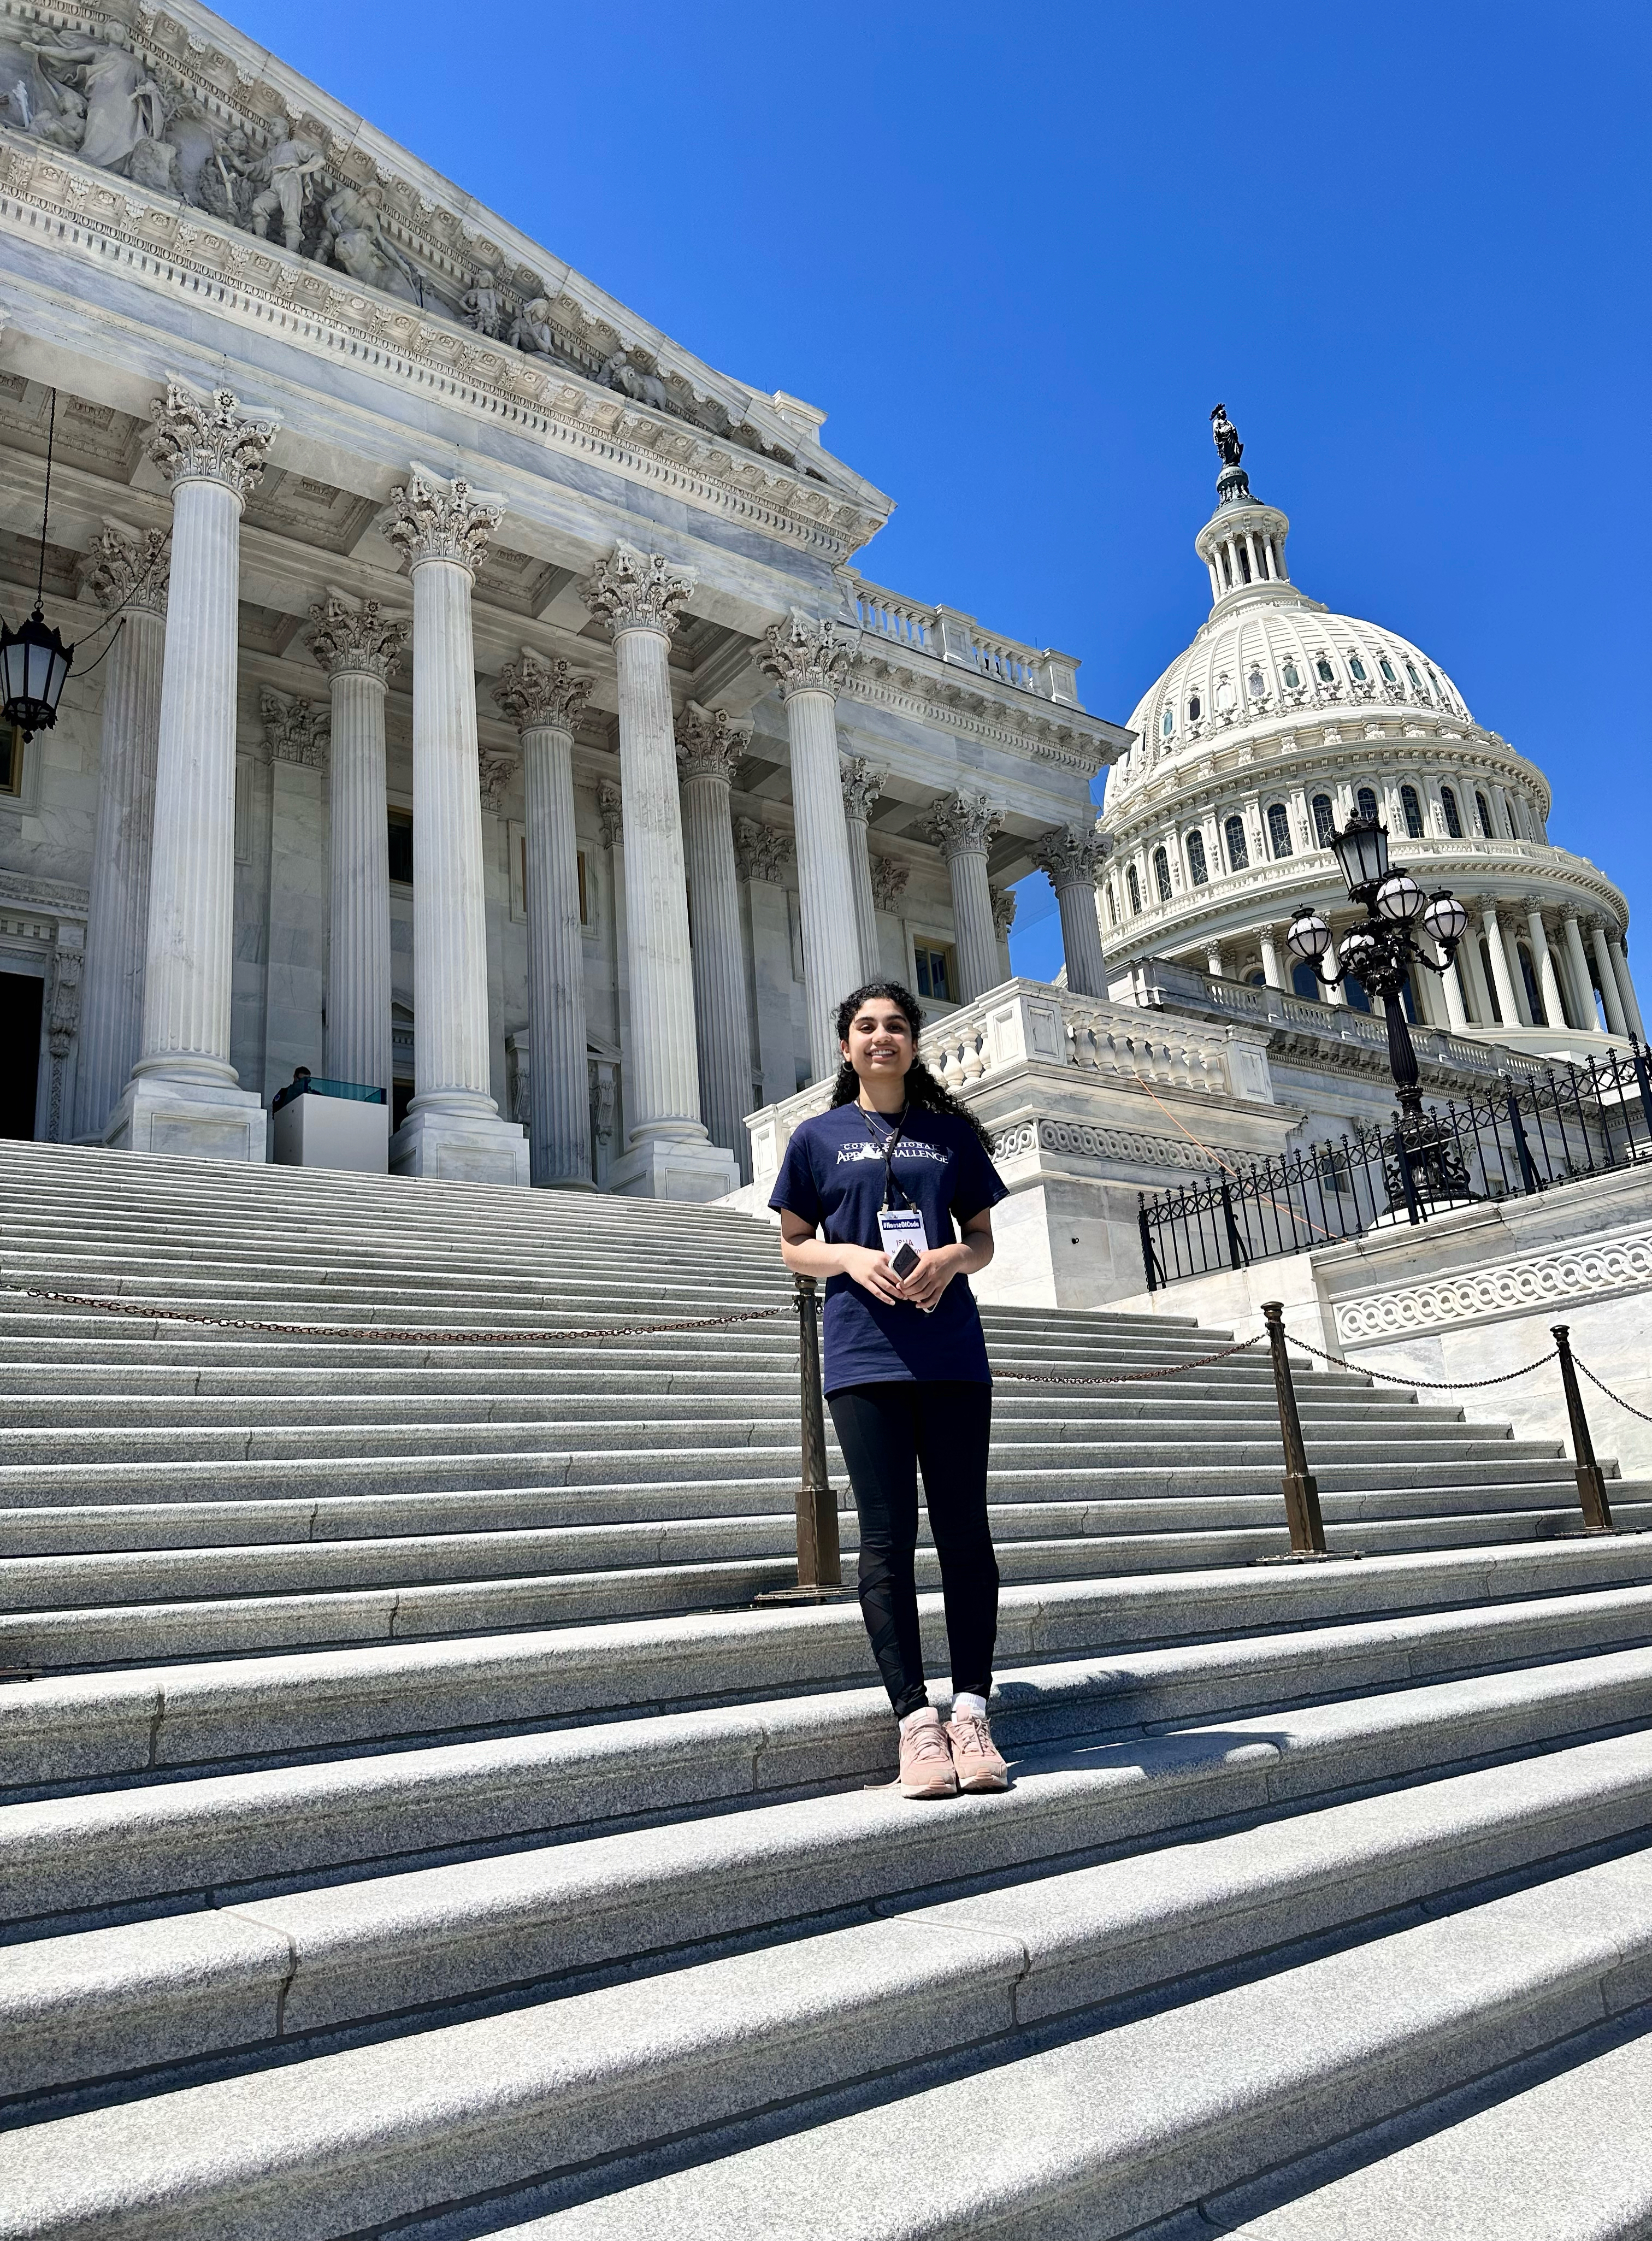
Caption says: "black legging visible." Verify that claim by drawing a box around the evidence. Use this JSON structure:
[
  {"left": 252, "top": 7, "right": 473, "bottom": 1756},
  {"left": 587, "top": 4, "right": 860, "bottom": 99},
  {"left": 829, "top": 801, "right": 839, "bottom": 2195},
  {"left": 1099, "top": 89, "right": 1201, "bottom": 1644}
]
[{"left": 827, "top": 1379, "right": 997, "bottom": 1720}]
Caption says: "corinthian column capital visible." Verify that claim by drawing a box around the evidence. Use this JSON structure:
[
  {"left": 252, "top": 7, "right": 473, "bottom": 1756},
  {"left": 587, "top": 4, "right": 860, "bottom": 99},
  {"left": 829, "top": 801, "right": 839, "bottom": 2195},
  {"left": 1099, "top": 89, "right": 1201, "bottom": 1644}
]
[
  {"left": 927, "top": 788, "right": 1004, "bottom": 859},
  {"left": 384, "top": 464, "right": 506, "bottom": 575},
  {"left": 1031, "top": 819, "right": 1111, "bottom": 889},
  {"left": 79, "top": 520, "right": 170, "bottom": 617},
  {"left": 493, "top": 653, "right": 594, "bottom": 735},
  {"left": 733, "top": 816, "right": 793, "bottom": 884},
  {"left": 147, "top": 380, "right": 278, "bottom": 504},
  {"left": 581, "top": 541, "right": 696, "bottom": 638},
  {"left": 870, "top": 856, "right": 909, "bottom": 913},
  {"left": 990, "top": 886, "right": 1017, "bottom": 938},
  {"left": 760, "top": 609, "right": 854, "bottom": 701},
  {"left": 308, "top": 593, "right": 409, "bottom": 683},
  {"left": 840, "top": 756, "right": 886, "bottom": 822},
  {"left": 675, "top": 701, "right": 750, "bottom": 785},
  {"left": 260, "top": 686, "right": 329, "bottom": 770}
]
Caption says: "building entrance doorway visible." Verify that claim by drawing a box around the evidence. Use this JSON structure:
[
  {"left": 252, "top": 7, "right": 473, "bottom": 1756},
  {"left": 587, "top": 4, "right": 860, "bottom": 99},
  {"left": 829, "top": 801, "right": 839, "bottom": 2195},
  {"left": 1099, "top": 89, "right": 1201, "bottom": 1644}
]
[{"left": 0, "top": 971, "right": 43, "bottom": 1139}]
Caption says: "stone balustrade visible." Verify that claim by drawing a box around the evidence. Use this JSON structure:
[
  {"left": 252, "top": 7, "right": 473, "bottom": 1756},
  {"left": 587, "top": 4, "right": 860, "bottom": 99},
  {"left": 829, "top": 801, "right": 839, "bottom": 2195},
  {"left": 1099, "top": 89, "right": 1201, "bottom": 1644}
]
[{"left": 846, "top": 574, "right": 1080, "bottom": 706}]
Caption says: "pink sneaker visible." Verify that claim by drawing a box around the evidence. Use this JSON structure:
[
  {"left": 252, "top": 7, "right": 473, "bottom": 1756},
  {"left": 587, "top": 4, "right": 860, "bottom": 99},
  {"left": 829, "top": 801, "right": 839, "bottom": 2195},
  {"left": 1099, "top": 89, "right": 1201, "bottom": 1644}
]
[
  {"left": 946, "top": 1709, "right": 1008, "bottom": 1792},
  {"left": 898, "top": 1708, "right": 959, "bottom": 1800}
]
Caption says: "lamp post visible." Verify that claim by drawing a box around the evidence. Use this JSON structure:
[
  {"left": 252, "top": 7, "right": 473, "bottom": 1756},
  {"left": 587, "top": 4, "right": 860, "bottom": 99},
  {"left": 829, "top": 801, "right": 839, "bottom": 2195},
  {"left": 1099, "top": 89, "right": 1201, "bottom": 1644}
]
[{"left": 1287, "top": 809, "right": 1473, "bottom": 1213}]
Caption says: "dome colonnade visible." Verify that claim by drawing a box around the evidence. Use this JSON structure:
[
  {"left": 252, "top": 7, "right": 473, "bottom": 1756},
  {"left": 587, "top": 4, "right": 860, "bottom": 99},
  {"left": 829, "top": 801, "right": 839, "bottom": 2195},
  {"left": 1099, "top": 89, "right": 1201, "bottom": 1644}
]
[{"left": 1099, "top": 422, "right": 1642, "bottom": 1054}]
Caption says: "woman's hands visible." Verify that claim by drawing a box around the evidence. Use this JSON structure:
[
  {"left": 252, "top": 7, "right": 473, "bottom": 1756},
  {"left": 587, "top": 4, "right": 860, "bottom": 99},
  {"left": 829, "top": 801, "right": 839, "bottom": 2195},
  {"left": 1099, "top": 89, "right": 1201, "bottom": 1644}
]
[
  {"left": 778, "top": 1209, "right": 994, "bottom": 1309},
  {"left": 891, "top": 1243, "right": 968, "bottom": 1310},
  {"left": 839, "top": 1244, "right": 908, "bottom": 1305}
]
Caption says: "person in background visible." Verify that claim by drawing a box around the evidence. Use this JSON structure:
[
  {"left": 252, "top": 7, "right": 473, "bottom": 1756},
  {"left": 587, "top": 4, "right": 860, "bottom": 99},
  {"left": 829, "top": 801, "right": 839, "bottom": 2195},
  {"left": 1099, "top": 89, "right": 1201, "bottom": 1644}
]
[{"left": 771, "top": 981, "right": 1010, "bottom": 1800}]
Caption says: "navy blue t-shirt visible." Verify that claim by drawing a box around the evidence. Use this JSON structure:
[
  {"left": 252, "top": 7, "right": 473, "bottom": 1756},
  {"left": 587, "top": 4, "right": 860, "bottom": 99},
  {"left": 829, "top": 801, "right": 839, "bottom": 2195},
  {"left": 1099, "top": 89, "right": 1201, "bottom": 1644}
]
[{"left": 769, "top": 1103, "right": 1008, "bottom": 1394}]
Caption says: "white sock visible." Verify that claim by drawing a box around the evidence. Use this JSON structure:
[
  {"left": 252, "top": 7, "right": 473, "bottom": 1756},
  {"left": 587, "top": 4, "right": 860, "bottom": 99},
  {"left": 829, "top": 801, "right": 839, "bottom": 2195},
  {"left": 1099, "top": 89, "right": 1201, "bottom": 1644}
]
[
  {"left": 899, "top": 1703, "right": 937, "bottom": 1737},
  {"left": 952, "top": 1691, "right": 989, "bottom": 1720}
]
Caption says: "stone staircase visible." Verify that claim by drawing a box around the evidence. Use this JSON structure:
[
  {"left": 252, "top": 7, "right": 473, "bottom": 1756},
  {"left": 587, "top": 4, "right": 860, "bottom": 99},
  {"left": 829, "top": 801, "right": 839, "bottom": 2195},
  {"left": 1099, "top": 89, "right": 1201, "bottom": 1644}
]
[{"left": 1, "top": 1139, "right": 1650, "bottom": 2239}]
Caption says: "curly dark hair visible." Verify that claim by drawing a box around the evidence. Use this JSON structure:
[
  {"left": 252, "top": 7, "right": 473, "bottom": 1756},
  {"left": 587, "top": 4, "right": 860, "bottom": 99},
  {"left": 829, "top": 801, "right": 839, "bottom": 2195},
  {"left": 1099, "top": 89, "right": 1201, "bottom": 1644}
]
[{"left": 829, "top": 981, "right": 996, "bottom": 1154}]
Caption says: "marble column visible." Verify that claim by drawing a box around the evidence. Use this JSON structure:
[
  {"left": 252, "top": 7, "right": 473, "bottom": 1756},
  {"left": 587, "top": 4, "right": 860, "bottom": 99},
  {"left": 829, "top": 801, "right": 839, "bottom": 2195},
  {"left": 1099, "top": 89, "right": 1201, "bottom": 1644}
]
[
  {"left": 1588, "top": 921, "right": 1629, "bottom": 1038},
  {"left": 676, "top": 702, "right": 757, "bottom": 1182},
  {"left": 991, "top": 886, "right": 1016, "bottom": 984},
  {"left": 383, "top": 465, "right": 528, "bottom": 1184},
  {"left": 761, "top": 610, "right": 863, "bottom": 1081},
  {"left": 1206, "top": 943, "right": 1225, "bottom": 980},
  {"left": 1457, "top": 905, "right": 1494, "bottom": 1027},
  {"left": 869, "top": 854, "right": 908, "bottom": 984},
  {"left": 493, "top": 653, "right": 596, "bottom": 1188},
  {"left": 928, "top": 790, "right": 1005, "bottom": 1004},
  {"left": 1480, "top": 904, "right": 1522, "bottom": 1030},
  {"left": 584, "top": 542, "right": 735, "bottom": 1199},
  {"left": 107, "top": 382, "right": 275, "bottom": 1161},
  {"left": 1607, "top": 932, "right": 1644, "bottom": 1041},
  {"left": 840, "top": 756, "right": 886, "bottom": 983},
  {"left": 736, "top": 816, "right": 798, "bottom": 1108},
  {"left": 1524, "top": 902, "right": 1566, "bottom": 1035},
  {"left": 308, "top": 594, "right": 407, "bottom": 1103},
  {"left": 1031, "top": 822, "right": 1110, "bottom": 998},
  {"left": 1434, "top": 939, "right": 1470, "bottom": 1030},
  {"left": 74, "top": 522, "right": 169, "bottom": 1142},
  {"left": 597, "top": 779, "right": 633, "bottom": 1145},
  {"left": 1258, "top": 924, "right": 1284, "bottom": 992},
  {"left": 1560, "top": 912, "right": 1595, "bottom": 1032}
]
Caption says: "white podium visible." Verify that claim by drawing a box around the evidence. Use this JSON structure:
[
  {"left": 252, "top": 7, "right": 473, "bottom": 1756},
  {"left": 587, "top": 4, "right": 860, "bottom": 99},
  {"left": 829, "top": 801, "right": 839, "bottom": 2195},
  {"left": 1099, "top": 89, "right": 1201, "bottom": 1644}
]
[{"left": 270, "top": 1078, "right": 390, "bottom": 1174}]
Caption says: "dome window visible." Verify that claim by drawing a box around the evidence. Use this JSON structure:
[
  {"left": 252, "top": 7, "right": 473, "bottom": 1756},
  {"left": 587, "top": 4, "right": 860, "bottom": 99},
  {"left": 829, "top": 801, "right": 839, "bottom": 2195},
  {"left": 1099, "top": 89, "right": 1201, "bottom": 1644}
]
[
  {"left": 1187, "top": 691, "right": 1202, "bottom": 722},
  {"left": 1442, "top": 786, "right": 1464, "bottom": 838},
  {"left": 1161, "top": 706, "right": 1175, "bottom": 739},
  {"left": 1315, "top": 656, "right": 1335, "bottom": 684},
  {"left": 1126, "top": 863, "right": 1142, "bottom": 913},
  {"left": 1216, "top": 674, "right": 1236, "bottom": 712},
  {"left": 1348, "top": 654, "right": 1368, "bottom": 683},
  {"left": 1405, "top": 659, "right": 1424, "bottom": 692},
  {"left": 1224, "top": 813, "right": 1249, "bottom": 871},
  {"left": 1475, "top": 790, "right": 1493, "bottom": 838},
  {"left": 1247, "top": 667, "right": 1266, "bottom": 698},
  {"left": 1356, "top": 785, "right": 1379, "bottom": 823},
  {"left": 1187, "top": 829, "right": 1208, "bottom": 886},
  {"left": 1379, "top": 656, "right": 1397, "bottom": 684},
  {"left": 1282, "top": 659, "right": 1301, "bottom": 690},
  {"left": 1312, "top": 793, "right": 1336, "bottom": 846},
  {"left": 1153, "top": 845, "right": 1172, "bottom": 902},
  {"left": 1401, "top": 784, "right": 1424, "bottom": 839},
  {"left": 1267, "top": 803, "right": 1293, "bottom": 859},
  {"left": 1425, "top": 664, "right": 1442, "bottom": 697}
]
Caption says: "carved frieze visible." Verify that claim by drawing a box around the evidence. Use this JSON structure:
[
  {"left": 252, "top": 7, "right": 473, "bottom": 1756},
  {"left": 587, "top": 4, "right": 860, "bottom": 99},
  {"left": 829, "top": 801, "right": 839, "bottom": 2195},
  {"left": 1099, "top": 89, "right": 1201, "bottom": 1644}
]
[
  {"left": 78, "top": 521, "right": 170, "bottom": 616},
  {"left": 148, "top": 380, "right": 276, "bottom": 502},
  {"left": 582, "top": 544, "right": 695, "bottom": 640},
  {"left": 307, "top": 593, "right": 408, "bottom": 683},
  {"left": 384, "top": 467, "right": 505, "bottom": 575},
  {"left": 760, "top": 610, "right": 853, "bottom": 701},
  {"left": 675, "top": 703, "right": 750, "bottom": 786},
  {"left": 492, "top": 654, "right": 593, "bottom": 736}
]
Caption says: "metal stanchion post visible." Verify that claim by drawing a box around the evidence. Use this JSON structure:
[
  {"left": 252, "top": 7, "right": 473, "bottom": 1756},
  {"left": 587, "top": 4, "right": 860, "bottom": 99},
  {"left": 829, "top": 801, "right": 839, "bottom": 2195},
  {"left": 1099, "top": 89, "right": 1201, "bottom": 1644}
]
[
  {"left": 1260, "top": 1301, "right": 1330, "bottom": 1559},
  {"left": 756, "top": 1273, "right": 853, "bottom": 1606},
  {"left": 1551, "top": 1324, "right": 1615, "bottom": 1535}
]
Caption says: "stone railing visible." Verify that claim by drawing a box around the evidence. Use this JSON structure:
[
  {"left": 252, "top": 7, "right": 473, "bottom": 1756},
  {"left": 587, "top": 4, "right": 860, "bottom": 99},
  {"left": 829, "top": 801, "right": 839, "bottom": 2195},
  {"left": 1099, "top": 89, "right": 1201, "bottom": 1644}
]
[
  {"left": 744, "top": 977, "right": 1276, "bottom": 1198},
  {"left": 846, "top": 575, "right": 1081, "bottom": 707}
]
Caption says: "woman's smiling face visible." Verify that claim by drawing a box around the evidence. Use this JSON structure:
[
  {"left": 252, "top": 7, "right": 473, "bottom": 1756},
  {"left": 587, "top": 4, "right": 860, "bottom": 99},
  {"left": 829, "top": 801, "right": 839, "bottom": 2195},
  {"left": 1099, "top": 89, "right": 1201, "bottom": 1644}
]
[{"left": 843, "top": 1001, "right": 914, "bottom": 1081}]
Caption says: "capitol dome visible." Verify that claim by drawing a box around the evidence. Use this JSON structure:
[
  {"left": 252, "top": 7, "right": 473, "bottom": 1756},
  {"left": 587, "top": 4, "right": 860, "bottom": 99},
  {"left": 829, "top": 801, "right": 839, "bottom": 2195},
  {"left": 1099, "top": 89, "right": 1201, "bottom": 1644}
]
[{"left": 1096, "top": 420, "right": 1643, "bottom": 1057}]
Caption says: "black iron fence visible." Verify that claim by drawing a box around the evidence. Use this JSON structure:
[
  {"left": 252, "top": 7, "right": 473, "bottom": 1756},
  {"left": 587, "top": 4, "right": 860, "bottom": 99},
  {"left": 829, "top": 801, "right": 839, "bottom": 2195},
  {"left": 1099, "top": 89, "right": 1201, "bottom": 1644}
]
[{"left": 1138, "top": 1039, "right": 1652, "bottom": 1291}]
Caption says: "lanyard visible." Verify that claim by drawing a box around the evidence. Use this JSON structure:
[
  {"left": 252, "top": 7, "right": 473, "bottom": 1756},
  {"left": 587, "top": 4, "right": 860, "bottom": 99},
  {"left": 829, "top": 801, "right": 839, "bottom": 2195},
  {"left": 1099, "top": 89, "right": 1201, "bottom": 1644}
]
[{"left": 859, "top": 1102, "right": 910, "bottom": 1212}]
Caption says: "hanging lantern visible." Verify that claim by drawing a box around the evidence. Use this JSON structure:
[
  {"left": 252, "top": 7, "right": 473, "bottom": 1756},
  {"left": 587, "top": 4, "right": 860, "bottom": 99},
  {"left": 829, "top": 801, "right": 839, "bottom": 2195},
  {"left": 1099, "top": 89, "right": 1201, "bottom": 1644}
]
[
  {"left": 0, "top": 386, "right": 74, "bottom": 740},
  {"left": 1330, "top": 809, "right": 1389, "bottom": 897},
  {"left": 0, "top": 604, "right": 74, "bottom": 739}
]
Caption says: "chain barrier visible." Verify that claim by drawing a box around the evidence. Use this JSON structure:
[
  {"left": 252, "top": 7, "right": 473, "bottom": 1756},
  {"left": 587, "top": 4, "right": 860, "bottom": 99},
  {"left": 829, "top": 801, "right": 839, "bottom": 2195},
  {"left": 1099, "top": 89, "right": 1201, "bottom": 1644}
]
[
  {"left": 1576, "top": 1358, "right": 1652, "bottom": 1426},
  {"left": 3, "top": 1283, "right": 791, "bottom": 1348},
  {"left": 993, "top": 1335, "right": 1264, "bottom": 1386},
  {"left": 1275, "top": 1331, "right": 1561, "bottom": 1391}
]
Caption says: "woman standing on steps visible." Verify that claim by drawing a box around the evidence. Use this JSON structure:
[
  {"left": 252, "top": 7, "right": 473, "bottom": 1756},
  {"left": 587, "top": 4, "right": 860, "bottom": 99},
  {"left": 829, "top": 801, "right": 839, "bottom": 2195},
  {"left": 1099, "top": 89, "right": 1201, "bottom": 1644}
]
[{"left": 770, "top": 981, "right": 1011, "bottom": 1801}]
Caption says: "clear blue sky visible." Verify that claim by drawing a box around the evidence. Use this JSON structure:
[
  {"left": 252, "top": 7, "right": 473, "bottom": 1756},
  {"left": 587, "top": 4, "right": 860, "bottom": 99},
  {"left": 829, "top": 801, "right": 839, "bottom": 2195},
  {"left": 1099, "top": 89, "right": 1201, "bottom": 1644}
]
[{"left": 233, "top": 0, "right": 1650, "bottom": 984}]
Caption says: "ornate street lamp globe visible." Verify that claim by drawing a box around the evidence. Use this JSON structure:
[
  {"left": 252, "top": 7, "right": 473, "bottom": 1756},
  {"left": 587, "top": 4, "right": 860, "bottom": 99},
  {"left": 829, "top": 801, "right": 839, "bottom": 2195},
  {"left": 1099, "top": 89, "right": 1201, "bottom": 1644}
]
[
  {"left": 1375, "top": 868, "right": 1427, "bottom": 923},
  {"left": 1331, "top": 811, "right": 1389, "bottom": 898},
  {"left": 1287, "top": 904, "right": 1332, "bottom": 962},
  {"left": 1338, "top": 924, "right": 1379, "bottom": 976},
  {"left": 0, "top": 602, "right": 73, "bottom": 739},
  {"left": 1423, "top": 890, "right": 1469, "bottom": 949}
]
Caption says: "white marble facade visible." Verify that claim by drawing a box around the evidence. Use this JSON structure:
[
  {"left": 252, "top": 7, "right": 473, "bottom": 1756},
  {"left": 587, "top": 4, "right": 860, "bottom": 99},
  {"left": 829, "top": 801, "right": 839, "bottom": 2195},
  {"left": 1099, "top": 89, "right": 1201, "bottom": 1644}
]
[{"left": 0, "top": 0, "right": 1127, "bottom": 1192}]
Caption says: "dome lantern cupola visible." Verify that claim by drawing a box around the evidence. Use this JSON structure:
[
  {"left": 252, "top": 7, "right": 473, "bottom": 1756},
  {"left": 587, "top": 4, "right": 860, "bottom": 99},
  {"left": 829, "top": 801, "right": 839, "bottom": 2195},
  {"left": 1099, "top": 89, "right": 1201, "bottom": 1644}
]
[{"left": 1195, "top": 405, "right": 1304, "bottom": 619}]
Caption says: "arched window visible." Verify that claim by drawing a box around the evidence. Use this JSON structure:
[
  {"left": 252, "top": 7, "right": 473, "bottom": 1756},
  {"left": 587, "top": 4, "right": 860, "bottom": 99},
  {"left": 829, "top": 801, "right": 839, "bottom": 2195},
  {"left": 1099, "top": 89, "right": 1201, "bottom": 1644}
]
[
  {"left": 1344, "top": 972, "right": 1372, "bottom": 1014},
  {"left": 1267, "top": 803, "right": 1293, "bottom": 859},
  {"left": 1312, "top": 793, "right": 1336, "bottom": 846},
  {"left": 1401, "top": 784, "right": 1424, "bottom": 839},
  {"left": 1126, "top": 862, "right": 1142, "bottom": 913},
  {"left": 1356, "top": 785, "right": 1379, "bottom": 823},
  {"left": 1348, "top": 653, "right": 1368, "bottom": 682},
  {"left": 1426, "top": 664, "right": 1443, "bottom": 699},
  {"left": 1315, "top": 655, "right": 1335, "bottom": 683},
  {"left": 1247, "top": 970, "right": 1267, "bottom": 989},
  {"left": 1291, "top": 961, "right": 1323, "bottom": 1001},
  {"left": 1188, "top": 691, "right": 1201, "bottom": 722},
  {"left": 1153, "top": 844, "right": 1172, "bottom": 902},
  {"left": 1442, "top": 786, "right": 1464, "bottom": 838},
  {"left": 1161, "top": 706, "right": 1175, "bottom": 739},
  {"left": 1475, "top": 790, "right": 1493, "bottom": 838},
  {"left": 1247, "top": 667, "right": 1266, "bottom": 698},
  {"left": 1187, "top": 829, "right": 1208, "bottom": 886},
  {"left": 1405, "top": 659, "right": 1423, "bottom": 691},
  {"left": 1379, "top": 654, "right": 1396, "bottom": 683},
  {"left": 1282, "top": 659, "right": 1301, "bottom": 690},
  {"left": 1224, "top": 813, "right": 1249, "bottom": 871}
]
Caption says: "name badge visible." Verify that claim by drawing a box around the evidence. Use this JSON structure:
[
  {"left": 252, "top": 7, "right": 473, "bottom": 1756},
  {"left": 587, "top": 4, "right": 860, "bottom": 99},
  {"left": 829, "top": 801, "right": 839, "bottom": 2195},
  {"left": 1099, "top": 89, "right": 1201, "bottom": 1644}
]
[{"left": 877, "top": 1207, "right": 928, "bottom": 1262}]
